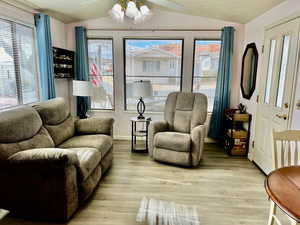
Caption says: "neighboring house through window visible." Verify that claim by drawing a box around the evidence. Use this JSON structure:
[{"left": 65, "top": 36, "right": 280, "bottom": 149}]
[
  {"left": 143, "top": 60, "right": 160, "bottom": 73},
  {"left": 87, "top": 39, "right": 114, "bottom": 110},
  {"left": 124, "top": 39, "right": 183, "bottom": 112},
  {"left": 0, "top": 18, "right": 40, "bottom": 110},
  {"left": 193, "top": 40, "right": 221, "bottom": 112}
]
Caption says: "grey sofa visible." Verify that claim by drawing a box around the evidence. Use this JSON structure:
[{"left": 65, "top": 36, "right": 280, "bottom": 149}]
[
  {"left": 0, "top": 98, "right": 114, "bottom": 222},
  {"left": 148, "top": 92, "right": 208, "bottom": 167}
]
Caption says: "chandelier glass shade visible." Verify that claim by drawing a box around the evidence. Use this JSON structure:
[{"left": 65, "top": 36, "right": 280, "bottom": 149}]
[{"left": 110, "top": 0, "right": 152, "bottom": 23}]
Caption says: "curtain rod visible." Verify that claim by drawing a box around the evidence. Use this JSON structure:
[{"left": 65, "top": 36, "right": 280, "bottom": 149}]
[{"left": 87, "top": 28, "right": 222, "bottom": 32}]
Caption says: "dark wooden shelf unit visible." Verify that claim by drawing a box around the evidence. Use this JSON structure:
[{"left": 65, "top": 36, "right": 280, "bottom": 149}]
[
  {"left": 53, "top": 47, "right": 75, "bottom": 79},
  {"left": 224, "top": 109, "right": 252, "bottom": 156}
]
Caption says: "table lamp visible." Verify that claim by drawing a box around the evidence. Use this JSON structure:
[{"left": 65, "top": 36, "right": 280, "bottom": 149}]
[
  {"left": 73, "top": 80, "right": 92, "bottom": 118},
  {"left": 132, "top": 80, "right": 153, "bottom": 119}
]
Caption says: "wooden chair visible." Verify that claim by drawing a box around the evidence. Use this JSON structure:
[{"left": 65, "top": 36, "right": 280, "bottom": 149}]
[{"left": 267, "top": 130, "right": 300, "bottom": 225}]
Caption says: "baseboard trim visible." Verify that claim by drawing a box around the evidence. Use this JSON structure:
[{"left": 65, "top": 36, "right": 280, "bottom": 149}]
[{"left": 114, "top": 135, "right": 217, "bottom": 143}]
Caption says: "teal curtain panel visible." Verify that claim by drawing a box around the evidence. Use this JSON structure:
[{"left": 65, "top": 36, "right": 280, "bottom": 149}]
[
  {"left": 34, "top": 13, "right": 56, "bottom": 100},
  {"left": 208, "top": 26, "right": 235, "bottom": 140}
]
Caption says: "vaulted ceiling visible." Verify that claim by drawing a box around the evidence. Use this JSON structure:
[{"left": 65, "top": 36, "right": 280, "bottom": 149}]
[{"left": 15, "top": 0, "right": 286, "bottom": 24}]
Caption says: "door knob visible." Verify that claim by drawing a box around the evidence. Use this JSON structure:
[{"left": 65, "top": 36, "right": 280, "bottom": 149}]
[{"left": 276, "top": 114, "right": 288, "bottom": 120}]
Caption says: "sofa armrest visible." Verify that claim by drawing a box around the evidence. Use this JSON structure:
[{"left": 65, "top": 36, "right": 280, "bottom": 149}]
[
  {"left": 75, "top": 117, "right": 114, "bottom": 136},
  {"left": 191, "top": 125, "right": 206, "bottom": 167},
  {"left": 0, "top": 149, "right": 79, "bottom": 222},
  {"left": 0, "top": 148, "right": 79, "bottom": 221},
  {"left": 7, "top": 148, "right": 79, "bottom": 168},
  {"left": 148, "top": 121, "right": 168, "bottom": 157}
]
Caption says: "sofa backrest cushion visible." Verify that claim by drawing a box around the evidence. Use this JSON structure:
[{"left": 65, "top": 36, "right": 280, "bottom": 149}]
[
  {"left": 0, "top": 106, "right": 54, "bottom": 160},
  {"left": 33, "top": 98, "right": 75, "bottom": 146},
  {"left": 0, "top": 127, "right": 55, "bottom": 160},
  {"left": 164, "top": 92, "right": 208, "bottom": 133},
  {"left": 0, "top": 106, "right": 42, "bottom": 143}
]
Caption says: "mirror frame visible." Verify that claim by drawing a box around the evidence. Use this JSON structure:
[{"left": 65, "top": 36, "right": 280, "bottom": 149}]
[{"left": 241, "top": 42, "right": 259, "bottom": 100}]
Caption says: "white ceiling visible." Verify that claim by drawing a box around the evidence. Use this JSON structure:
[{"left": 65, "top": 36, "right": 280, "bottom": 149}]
[{"left": 16, "top": 0, "right": 286, "bottom": 24}]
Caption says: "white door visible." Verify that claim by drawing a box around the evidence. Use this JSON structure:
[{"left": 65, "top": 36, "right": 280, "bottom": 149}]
[{"left": 253, "top": 18, "right": 300, "bottom": 174}]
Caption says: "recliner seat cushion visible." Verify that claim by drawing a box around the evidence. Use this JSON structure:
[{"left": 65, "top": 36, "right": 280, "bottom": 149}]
[
  {"left": 154, "top": 132, "right": 191, "bottom": 152},
  {"left": 68, "top": 148, "right": 101, "bottom": 182},
  {"left": 59, "top": 135, "right": 113, "bottom": 157}
]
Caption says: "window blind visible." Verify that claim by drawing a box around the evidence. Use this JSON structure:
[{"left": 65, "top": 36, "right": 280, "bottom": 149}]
[{"left": 0, "top": 18, "right": 39, "bottom": 109}]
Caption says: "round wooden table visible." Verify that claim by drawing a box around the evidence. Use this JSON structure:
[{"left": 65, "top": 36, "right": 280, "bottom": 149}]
[{"left": 265, "top": 166, "right": 300, "bottom": 223}]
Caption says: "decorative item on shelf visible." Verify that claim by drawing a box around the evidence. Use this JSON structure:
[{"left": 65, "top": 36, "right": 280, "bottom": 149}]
[
  {"left": 237, "top": 103, "right": 247, "bottom": 114},
  {"left": 53, "top": 47, "right": 75, "bottom": 79},
  {"left": 132, "top": 80, "right": 153, "bottom": 120},
  {"left": 73, "top": 80, "right": 92, "bottom": 117}
]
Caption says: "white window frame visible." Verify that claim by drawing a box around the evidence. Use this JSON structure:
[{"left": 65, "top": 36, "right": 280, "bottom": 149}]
[{"left": 0, "top": 15, "right": 40, "bottom": 110}]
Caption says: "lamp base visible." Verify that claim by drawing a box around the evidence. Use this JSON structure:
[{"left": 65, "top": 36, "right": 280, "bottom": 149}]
[
  {"left": 137, "top": 97, "right": 146, "bottom": 120},
  {"left": 137, "top": 114, "right": 145, "bottom": 120}
]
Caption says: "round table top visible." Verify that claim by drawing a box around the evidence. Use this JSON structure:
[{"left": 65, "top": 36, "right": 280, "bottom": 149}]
[
  {"left": 130, "top": 117, "right": 151, "bottom": 122},
  {"left": 265, "top": 166, "right": 300, "bottom": 222}
]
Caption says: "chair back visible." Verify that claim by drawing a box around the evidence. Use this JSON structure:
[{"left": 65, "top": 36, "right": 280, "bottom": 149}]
[
  {"left": 272, "top": 130, "right": 300, "bottom": 170},
  {"left": 164, "top": 92, "right": 207, "bottom": 133}
]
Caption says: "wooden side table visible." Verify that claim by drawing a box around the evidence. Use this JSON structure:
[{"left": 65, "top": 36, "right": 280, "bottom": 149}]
[{"left": 131, "top": 117, "right": 151, "bottom": 153}]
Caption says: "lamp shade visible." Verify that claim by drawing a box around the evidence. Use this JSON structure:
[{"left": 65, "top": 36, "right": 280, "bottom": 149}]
[
  {"left": 73, "top": 80, "right": 92, "bottom": 96},
  {"left": 132, "top": 80, "right": 153, "bottom": 98}
]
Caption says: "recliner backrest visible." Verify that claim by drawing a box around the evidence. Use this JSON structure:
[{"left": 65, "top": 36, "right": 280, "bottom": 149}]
[
  {"left": 164, "top": 92, "right": 207, "bottom": 133},
  {"left": 33, "top": 98, "right": 75, "bottom": 146},
  {"left": 0, "top": 106, "right": 54, "bottom": 160}
]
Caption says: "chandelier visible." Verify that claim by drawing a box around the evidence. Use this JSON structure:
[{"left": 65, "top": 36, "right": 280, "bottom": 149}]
[{"left": 109, "top": 0, "right": 152, "bottom": 23}]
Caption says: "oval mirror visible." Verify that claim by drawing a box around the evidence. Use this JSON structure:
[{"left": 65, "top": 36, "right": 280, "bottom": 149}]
[{"left": 241, "top": 43, "right": 259, "bottom": 99}]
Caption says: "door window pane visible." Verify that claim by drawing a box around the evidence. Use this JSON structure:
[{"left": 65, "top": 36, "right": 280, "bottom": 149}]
[
  {"left": 264, "top": 39, "right": 277, "bottom": 104},
  {"left": 88, "top": 39, "right": 114, "bottom": 110},
  {"left": 124, "top": 39, "right": 183, "bottom": 112},
  {"left": 192, "top": 40, "right": 221, "bottom": 112},
  {"left": 276, "top": 35, "right": 290, "bottom": 107}
]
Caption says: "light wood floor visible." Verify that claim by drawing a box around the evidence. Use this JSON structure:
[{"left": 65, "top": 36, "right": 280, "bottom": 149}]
[{"left": 3, "top": 141, "right": 272, "bottom": 225}]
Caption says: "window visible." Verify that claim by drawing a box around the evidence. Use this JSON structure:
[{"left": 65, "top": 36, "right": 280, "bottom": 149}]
[
  {"left": 276, "top": 35, "right": 290, "bottom": 108},
  {"left": 192, "top": 40, "right": 221, "bottom": 112},
  {"left": 0, "top": 18, "right": 39, "bottom": 109},
  {"left": 88, "top": 39, "right": 114, "bottom": 110},
  {"left": 124, "top": 39, "right": 183, "bottom": 112}
]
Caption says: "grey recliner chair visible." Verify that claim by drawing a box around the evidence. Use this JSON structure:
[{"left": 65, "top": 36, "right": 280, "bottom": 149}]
[{"left": 148, "top": 92, "right": 208, "bottom": 167}]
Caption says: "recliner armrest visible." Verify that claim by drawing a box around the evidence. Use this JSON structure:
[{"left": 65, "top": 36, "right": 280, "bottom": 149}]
[
  {"left": 148, "top": 121, "right": 168, "bottom": 157},
  {"left": 75, "top": 117, "right": 114, "bottom": 136},
  {"left": 7, "top": 148, "right": 79, "bottom": 168},
  {"left": 191, "top": 125, "right": 206, "bottom": 166}
]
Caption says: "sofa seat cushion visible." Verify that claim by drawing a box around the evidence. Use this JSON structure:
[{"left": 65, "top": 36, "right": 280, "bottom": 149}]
[
  {"left": 59, "top": 135, "right": 113, "bottom": 157},
  {"left": 154, "top": 132, "right": 191, "bottom": 152},
  {"left": 69, "top": 148, "right": 101, "bottom": 182}
]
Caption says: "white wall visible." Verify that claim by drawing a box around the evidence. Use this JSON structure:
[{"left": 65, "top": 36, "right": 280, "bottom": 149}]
[
  {"left": 65, "top": 9, "right": 244, "bottom": 139},
  {"left": 50, "top": 17, "right": 72, "bottom": 109},
  {"left": 0, "top": 1, "right": 34, "bottom": 26},
  {"left": 242, "top": 0, "right": 300, "bottom": 158}
]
